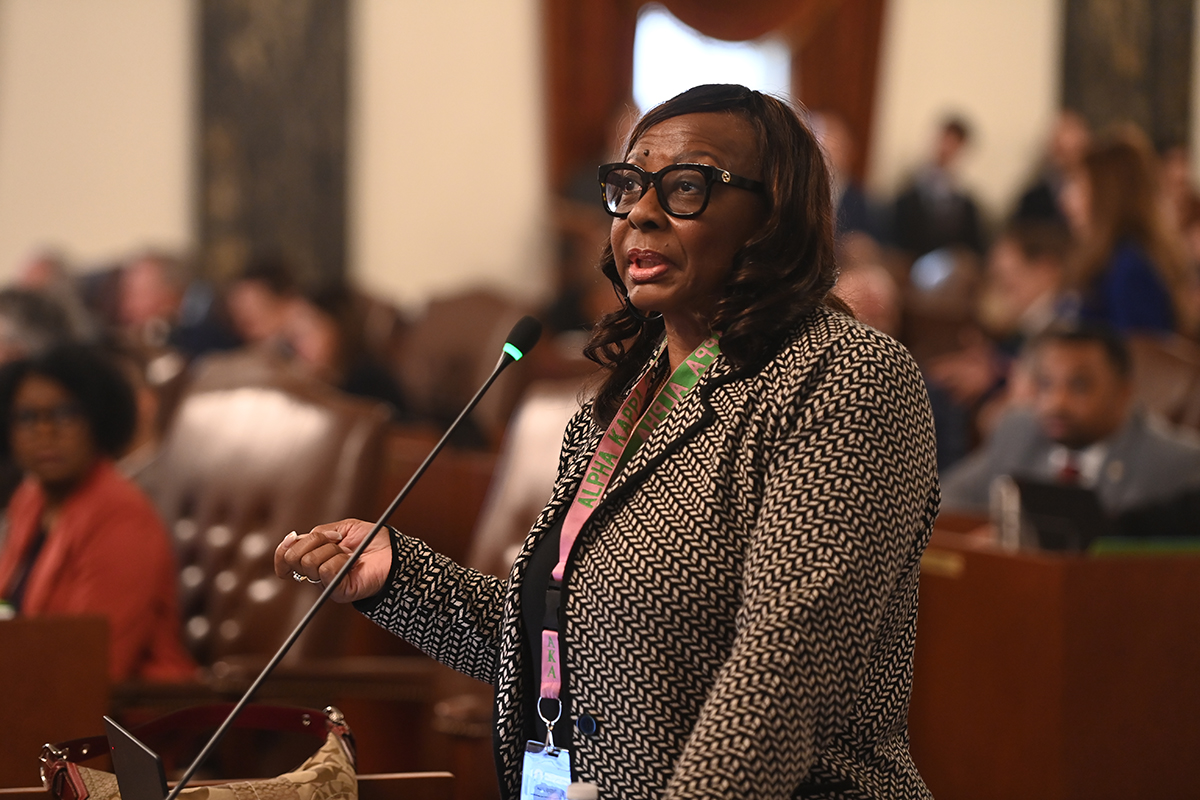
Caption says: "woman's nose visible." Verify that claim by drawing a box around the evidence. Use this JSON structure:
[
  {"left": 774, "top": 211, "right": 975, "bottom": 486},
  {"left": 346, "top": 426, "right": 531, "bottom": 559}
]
[{"left": 626, "top": 184, "right": 666, "bottom": 230}]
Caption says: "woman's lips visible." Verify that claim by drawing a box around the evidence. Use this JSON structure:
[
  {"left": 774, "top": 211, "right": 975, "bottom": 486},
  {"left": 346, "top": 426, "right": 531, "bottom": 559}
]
[{"left": 627, "top": 249, "right": 670, "bottom": 283}]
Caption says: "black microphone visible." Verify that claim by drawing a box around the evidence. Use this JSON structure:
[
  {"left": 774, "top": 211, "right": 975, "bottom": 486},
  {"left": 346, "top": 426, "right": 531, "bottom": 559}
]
[{"left": 108, "top": 315, "right": 543, "bottom": 800}]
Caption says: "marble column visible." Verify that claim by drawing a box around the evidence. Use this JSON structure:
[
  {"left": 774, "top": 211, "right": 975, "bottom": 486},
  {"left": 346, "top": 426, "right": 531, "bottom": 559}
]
[
  {"left": 198, "top": 0, "right": 348, "bottom": 286},
  {"left": 1062, "top": 0, "right": 1192, "bottom": 148}
]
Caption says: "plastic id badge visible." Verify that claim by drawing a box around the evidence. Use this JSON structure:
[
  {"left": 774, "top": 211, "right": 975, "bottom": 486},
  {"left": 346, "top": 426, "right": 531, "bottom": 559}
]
[{"left": 520, "top": 741, "right": 572, "bottom": 800}]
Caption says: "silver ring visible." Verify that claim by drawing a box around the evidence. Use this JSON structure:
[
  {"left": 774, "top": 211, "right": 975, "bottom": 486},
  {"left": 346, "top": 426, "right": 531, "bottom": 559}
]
[{"left": 291, "top": 571, "right": 320, "bottom": 584}]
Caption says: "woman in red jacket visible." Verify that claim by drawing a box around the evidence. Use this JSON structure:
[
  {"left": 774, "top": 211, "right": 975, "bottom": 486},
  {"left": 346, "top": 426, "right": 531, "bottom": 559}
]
[{"left": 0, "top": 344, "right": 195, "bottom": 682}]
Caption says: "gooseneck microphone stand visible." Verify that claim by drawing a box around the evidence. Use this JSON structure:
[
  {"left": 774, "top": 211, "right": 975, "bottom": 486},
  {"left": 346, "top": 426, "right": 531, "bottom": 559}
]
[{"left": 106, "top": 316, "right": 543, "bottom": 800}]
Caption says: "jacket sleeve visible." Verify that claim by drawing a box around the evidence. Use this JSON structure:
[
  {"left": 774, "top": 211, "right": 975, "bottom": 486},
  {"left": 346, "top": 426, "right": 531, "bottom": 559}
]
[
  {"left": 665, "top": 334, "right": 940, "bottom": 799},
  {"left": 356, "top": 407, "right": 595, "bottom": 684},
  {"left": 61, "top": 503, "right": 176, "bottom": 682},
  {"left": 357, "top": 530, "right": 509, "bottom": 683}
]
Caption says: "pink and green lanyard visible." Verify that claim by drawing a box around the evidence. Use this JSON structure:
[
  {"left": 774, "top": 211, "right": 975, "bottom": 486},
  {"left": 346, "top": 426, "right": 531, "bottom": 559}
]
[{"left": 536, "top": 336, "right": 721, "bottom": 745}]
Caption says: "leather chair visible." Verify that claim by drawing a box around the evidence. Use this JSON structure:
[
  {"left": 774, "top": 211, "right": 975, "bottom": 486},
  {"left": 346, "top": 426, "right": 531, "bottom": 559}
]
[
  {"left": 394, "top": 290, "right": 534, "bottom": 448},
  {"left": 1126, "top": 334, "right": 1200, "bottom": 432},
  {"left": 146, "top": 349, "right": 392, "bottom": 671},
  {"left": 125, "top": 348, "right": 453, "bottom": 775}
]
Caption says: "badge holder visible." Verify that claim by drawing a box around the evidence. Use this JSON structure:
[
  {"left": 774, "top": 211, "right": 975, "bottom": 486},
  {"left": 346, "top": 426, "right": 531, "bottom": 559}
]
[{"left": 520, "top": 698, "right": 571, "bottom": 800}]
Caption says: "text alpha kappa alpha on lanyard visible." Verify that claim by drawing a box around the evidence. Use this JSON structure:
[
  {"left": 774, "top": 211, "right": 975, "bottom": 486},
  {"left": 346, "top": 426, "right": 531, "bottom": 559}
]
[{"left": 522, "top": 336, "right": 720, "bottom": 797}]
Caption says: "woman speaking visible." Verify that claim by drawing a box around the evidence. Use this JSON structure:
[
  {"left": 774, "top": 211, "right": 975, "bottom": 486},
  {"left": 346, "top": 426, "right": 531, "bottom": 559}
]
[{"left": 277, "top": 84, "right": 939, "bottom": 799}]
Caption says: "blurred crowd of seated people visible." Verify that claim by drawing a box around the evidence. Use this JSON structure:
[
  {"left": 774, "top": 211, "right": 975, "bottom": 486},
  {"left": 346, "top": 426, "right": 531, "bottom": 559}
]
[
  {"left": 0, "top": 248, "right": 478, "bottom": 683},
  {"left": 7, "top": 100, "right": 1200, "bottom": 684},
  {"left": 940, "top": 325, "right": 1200, "bottom": 529},
  {"left": 806, "top": 108, "right": 1200, "bottom": 537}
]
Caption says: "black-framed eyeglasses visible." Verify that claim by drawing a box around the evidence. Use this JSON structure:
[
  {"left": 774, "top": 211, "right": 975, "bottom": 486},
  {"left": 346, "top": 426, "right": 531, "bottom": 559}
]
[
  {"left": 598, "top": 162, "right": 766, "bottom": 219},
  {"left": 11, "top": 403, "right": 84, "bottom": 431}
]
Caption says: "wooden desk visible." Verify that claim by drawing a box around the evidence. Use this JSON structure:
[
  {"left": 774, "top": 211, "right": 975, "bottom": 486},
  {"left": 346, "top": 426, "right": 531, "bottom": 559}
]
[
  {"left": 910, "top": 531, "right": 1200, "bottom": 799},
  {"left": 0, "top": 617, "right": 109, "bottom": 788}
]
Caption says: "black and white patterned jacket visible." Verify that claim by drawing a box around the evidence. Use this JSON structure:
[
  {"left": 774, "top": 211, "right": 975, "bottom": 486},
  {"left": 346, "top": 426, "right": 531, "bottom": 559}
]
[{"left": 359, "top": 307, "right": 939, "bottom": 799}]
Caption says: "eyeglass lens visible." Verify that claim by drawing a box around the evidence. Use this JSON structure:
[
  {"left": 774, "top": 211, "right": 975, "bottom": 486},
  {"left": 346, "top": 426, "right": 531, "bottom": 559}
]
[
  {"left": 12, "top": 403, "right": 84, "bottom": 430},
  {"left": 604, "top": 166, "right": 709, "bottom": 216}
]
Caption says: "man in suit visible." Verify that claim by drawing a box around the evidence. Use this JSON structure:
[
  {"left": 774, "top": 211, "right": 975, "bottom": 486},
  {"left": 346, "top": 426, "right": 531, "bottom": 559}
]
[
  {"left": 889, "top": 116, "right": 985, "bottom": 259},
  {"left": 940, "top": 325, "right": 1200, "bottom": 515}
]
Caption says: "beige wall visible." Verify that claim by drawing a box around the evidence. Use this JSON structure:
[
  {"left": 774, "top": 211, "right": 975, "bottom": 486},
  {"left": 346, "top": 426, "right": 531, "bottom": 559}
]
[
  {"left": 348, "top": 0, "right": 549, "bottom": 310},
  {"left": 869, "top": 0, "right": 1064, "bottom": 225},
  {"left": 2, "top": 1, "right": 1197, "bottom": 299},
  {"left": 0, "top": 0, "right": 194, "bottom": 278},
  {"left": 0, "top": 0, "right": 549, "bottom": 311}
]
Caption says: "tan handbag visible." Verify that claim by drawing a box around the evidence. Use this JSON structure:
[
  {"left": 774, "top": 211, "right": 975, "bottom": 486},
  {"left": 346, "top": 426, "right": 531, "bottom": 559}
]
[{"left": 40, "top": 705, "right": 356, "bottom": 800}]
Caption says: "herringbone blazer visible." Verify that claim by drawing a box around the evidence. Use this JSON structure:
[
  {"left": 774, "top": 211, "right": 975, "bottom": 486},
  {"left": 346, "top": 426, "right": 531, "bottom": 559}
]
[{"left": 360, "top": 307, "right": 939, "bottom": 799}]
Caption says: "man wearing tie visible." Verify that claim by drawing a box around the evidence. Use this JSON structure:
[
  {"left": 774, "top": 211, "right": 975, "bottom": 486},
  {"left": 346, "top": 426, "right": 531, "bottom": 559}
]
[{"left": 940, "top": 324, "right": 1200, "bottom": 515}]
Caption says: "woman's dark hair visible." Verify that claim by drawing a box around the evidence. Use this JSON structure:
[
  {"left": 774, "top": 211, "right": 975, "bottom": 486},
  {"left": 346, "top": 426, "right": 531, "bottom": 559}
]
[
  {"left": 0, "top": 344, "right": 138, "bottom": 459},
  {"left": 582, "top": 84, "right": 847, "bottom": 425},
  {"left": 300, "top": 280, "right": 364, "bottom": 372},
  {"left": 1027, "top": 322, "right": 1132, "bottom": 379},
  {"left": 236, "top": 251, "right": 299, "bottom": 297}
]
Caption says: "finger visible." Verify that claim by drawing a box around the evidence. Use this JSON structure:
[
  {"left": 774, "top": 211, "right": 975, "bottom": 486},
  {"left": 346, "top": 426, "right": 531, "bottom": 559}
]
[
  {"left": 306, "top": 524, "right": 345, "bottom": 543},
  {"left": 296, "top": 541, "right": 347, "bottom": 573},
  {"left": 280, "top": 540, "right": 337, "bottom": 581},
  {"left": 280, "top": 532, "right": 336, "bottom": 570},
  {"left": 316, "top": 551, "right": 353, "bottom": 587},
  {"left": 282, "top": 543, "right": 344, "bottom": 585},
  {"left": 274, "top": 530, "right": 301, "bottom": 577},
  {"left": 320, "top": 519, "right": 378, "bottom": 548}
]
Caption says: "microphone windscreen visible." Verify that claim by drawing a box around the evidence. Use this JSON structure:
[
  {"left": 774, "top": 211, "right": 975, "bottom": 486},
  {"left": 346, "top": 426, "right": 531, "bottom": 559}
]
[{"left": 503, "top": 315, "right": 543, "bottom": 361}]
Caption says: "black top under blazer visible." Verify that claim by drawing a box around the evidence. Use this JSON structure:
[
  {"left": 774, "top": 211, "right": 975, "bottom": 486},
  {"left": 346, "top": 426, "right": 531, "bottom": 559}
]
[{"left": 358, "top": 307, "right": 940, "bottom": 799}]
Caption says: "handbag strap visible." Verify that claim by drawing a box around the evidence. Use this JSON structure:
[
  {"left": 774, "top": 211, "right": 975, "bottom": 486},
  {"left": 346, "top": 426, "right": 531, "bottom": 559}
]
[{"left": 42, "top": 704, "right": 348, "bottom": 767}]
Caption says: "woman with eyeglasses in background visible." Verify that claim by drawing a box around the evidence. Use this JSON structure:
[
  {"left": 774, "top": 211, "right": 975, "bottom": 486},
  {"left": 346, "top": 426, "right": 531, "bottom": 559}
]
[
  {"left": 279, "top": 84, "right": 938, "bottom": 799},
  {"left": 0, "top": 344, "right": 195, "bottom": 682}
]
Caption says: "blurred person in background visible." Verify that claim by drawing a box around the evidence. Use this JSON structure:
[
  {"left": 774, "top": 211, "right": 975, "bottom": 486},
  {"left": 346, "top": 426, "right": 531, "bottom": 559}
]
[
  {"left": 940, "top": 324, "right": 1200, "bottom": 516},
  {"left": 286, "top": 281, "right": 410, "bottom": 419},
  {"left": 925, "top": 222, "right": 1071, "bottom": 470},
  {"left": 0, "top": 288, "right": 75, "bottom": 366},
  {"left": 812, "top": 111, "right": 880, "bottom": 240},
  {"left": 1157, "top": 144, "right": 1200, "bottom": 338},
  {"left": 110, "top": 346, "right": 169, "bottom": 489},
  {"left": 1157, "top": 142, "right": 1197, "bottom": 240},
  {"left": 225, "top": 252, "right": 301, "bottom": 351},
  {"left": 13, "top": 249, "right": 99, "bottom": 342},
  {"left": 832, "top": 234, "right": 901, "bottom": 337},
  {"left": 890, "top": 115, "right": 986, "bottom": 260},
  {"left": 1175, "top": 195, "right": 1200, "bottom": 338},
  {"left": 0, "top": 288, "right": 77, "bottom": 510},
  {"left": 1059, "top": 129, "right": 1187, "bottom": 333},
  {"left": 119, "top": 250, "right": 239, "bottom": 358},
  {"left": 928, "top": 222, "right": 1071, "bottom": 415},
  {"left": 545, "top": 101, "right": 638, "bottom": 338},
  {"left": 0, "top": 344, "right": 195, "bottom": 682},
  {"left": 1013, "top": 110, "right": 1091, "bottom": 227}
]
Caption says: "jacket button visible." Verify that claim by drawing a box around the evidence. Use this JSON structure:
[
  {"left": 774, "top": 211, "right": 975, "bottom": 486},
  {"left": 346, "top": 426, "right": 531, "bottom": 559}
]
[{"left": 575, "top": 714, "right": 599, "bottom": 736}]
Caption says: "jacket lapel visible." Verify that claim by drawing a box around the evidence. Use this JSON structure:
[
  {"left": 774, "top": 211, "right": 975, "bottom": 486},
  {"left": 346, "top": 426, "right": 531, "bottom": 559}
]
[{"left": 600, "top": 351, "right": 738, "bottom": 503}]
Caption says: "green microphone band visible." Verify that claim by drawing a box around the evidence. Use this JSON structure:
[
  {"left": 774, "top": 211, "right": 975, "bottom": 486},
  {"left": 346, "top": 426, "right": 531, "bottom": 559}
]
[{"left": 503, "top": 343, "right": 525, "bottom": 361}]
